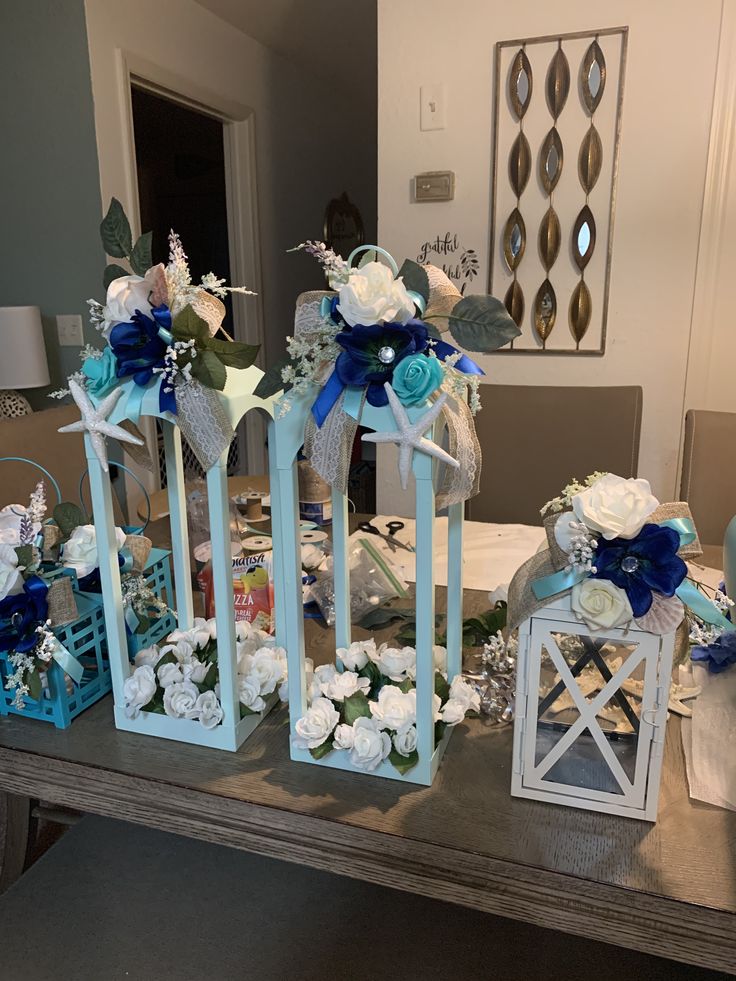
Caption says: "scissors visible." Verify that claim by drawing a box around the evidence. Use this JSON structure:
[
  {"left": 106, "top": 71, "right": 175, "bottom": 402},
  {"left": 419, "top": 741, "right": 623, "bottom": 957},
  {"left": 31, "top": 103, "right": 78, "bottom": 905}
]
[{"left": 357, "top": 520, "right": 415, "bottom": 553}]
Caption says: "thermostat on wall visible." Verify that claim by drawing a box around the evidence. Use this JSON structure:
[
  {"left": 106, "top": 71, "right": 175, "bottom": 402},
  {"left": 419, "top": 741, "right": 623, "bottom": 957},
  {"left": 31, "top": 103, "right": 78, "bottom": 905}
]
[{"left": 413, "top": 171, "right": 455, "bottom": 202}]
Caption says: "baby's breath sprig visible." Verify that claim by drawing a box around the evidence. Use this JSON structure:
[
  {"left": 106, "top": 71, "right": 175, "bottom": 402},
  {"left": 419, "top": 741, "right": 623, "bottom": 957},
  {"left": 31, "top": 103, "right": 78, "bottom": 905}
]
[{"left": 289, "top": 241, "right": 350, "bottom": 288}]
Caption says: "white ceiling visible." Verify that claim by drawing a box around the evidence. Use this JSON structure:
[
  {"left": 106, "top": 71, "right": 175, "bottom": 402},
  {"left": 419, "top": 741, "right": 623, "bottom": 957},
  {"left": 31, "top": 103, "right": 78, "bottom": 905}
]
[{"left": 194, "top": 0, "right": 377, "bottom": 92}]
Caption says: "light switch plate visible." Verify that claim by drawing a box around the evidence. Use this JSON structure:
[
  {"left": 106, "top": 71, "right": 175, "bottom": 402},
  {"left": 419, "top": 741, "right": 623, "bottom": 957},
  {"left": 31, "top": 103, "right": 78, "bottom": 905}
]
[
  {"left": 420, "top": 83, "right": 446, "bottom": 131},
  {"left": 56, "top": 314, "right": 84, "bottom": 346}
]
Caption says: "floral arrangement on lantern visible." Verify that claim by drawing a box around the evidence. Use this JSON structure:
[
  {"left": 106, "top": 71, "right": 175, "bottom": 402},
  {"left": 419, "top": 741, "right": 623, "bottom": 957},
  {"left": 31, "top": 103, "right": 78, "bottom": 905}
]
[
  {"left": 515, "top": 472, "right": 735, "bottom": 641},
  {"left": 54, "top": 198, "right": 260, "bottom": 475},
  {"left": 124, "top": 619, "right": 286, "bottom": 731},
  {"left": 291, "top": 640, "right": 480, "bottom": 774},
  {"left": 0, "top": 481, "right": 84, "bottom": 708}
]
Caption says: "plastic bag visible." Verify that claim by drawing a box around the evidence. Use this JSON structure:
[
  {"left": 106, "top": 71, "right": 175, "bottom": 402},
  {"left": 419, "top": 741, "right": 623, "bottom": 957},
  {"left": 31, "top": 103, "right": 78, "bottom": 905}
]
[{"left": 309, "top": 537, "right": 407, "bottom": 626}]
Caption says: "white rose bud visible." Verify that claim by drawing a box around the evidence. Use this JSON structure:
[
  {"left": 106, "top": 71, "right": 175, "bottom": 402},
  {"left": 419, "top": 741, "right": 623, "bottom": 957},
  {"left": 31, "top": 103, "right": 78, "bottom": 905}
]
[
  {"left": 62, "top": 524, "right": 126, "bottom": 578},
  {"left": 321, "top": 670, "right": 370, "bottom": 702},
  {"left": 0, "top": 544, "right": 24, "bottom": 602},
  {"left": 293, "top": 697, "right": 339, "bottom": 750},
  {"left": 333, "top": 723, "right": 355, "bottom": 750},
  {"left": 349, "top": 717, "right": 391, "bottom": 771},
  {"left": 238, "top": 674, "right": 266, "bottom": 714},
  {"left": 337, "top": 640, "right": 375, "bottom": 672},
  {"left": 157, "top": 661, "right": 184, "bottom": 688},
  {"left": 163, "top": 680, "right": 200, "bottom": 719},
  {"left": 440, "top": 698, "right": 467, "bottom": 726},
  {"left": 369, "top": 686, "right": 416, "bottom": 730},
  {"left": 123, "top": 664, "right": 157, "bottom": 719},
  {"left": 393, "top": 723, "right": 417, "bottom": 757},
  {"left": 195, "top": 690, "right": 223, "bottom": 730}
]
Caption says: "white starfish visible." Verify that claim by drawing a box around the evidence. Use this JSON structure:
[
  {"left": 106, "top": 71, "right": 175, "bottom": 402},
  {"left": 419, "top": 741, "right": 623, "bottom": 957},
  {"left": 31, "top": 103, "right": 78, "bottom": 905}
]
[
  {"left": 58, "top": 378, "right": 143, "bottom": 473},
  {"left": 361, "top": 382, "right": 459, "bottom": 490}
]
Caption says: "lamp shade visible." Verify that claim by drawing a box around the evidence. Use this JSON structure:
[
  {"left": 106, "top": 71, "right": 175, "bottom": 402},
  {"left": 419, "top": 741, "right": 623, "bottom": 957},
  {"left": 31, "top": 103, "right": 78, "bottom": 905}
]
[{"left": 0, "top": 306, "right": 50, "bottom": 388}]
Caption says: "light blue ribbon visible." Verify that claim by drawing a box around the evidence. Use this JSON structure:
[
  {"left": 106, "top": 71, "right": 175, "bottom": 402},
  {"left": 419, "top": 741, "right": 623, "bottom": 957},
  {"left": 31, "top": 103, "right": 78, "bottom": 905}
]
[
  {"left": 49, "top": 636, "right": 84, "bottom": 684},
  {"left": 530, "top": 513, "right": 734, "bottom": 631},
  {"left": 126, "top": 384, "right": 146, "bottom": 425},
  {"left": 124, "top": 603, "right": 140, "bottom": 633},
  {"left": 676, "top": 579, "right": 735, "bottom": 631}
]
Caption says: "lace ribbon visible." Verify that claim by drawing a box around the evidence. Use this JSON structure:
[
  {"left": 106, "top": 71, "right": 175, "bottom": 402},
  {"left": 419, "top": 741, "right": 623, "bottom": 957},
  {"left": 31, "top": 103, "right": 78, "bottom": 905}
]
[{"left": 175, "top": 379, "right": 234, "bottom": 472}]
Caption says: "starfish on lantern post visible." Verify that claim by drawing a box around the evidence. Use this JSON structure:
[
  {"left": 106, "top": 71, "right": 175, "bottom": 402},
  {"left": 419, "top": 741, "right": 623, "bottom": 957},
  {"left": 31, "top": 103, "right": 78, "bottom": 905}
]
[
  {"left": 58, "top": 379, "right": 143, "bottom": 473},
  {"left": 361, "top": 382, "right": 459, "bottom": 491}
]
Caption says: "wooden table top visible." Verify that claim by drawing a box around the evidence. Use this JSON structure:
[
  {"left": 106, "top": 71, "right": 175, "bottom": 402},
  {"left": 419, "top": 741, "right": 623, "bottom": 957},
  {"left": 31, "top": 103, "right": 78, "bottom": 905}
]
[{"left": 0, "top": 583, "right": 734, "bottom": 973}]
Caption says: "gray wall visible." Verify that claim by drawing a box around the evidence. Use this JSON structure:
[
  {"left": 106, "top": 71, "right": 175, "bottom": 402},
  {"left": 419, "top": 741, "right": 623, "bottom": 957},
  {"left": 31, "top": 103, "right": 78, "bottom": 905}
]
[{"left": 0, "top": 0, "right": 105, "bottom": 409}]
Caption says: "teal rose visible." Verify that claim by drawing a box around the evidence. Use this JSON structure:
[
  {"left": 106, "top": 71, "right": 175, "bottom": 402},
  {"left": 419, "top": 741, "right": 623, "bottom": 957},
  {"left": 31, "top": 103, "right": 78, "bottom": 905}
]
[
  {"left": 82, "top": 346, "right": 118, "bottom": 397},
  {"left": 391, "top": 355, "right": 444, "bottom": 406}
]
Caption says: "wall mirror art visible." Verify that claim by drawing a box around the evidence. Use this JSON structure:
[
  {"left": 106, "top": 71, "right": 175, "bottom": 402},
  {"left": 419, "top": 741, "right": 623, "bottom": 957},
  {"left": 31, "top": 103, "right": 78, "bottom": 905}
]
[{"left": 489, "top": 27, "right": 628, "bottom": 354}]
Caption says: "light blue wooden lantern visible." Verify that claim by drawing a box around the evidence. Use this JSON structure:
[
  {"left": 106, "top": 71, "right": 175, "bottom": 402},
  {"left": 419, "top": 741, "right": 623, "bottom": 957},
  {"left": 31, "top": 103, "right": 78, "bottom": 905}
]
[
  {"left": 270, "top": 387, "right": 464, "bottom": 785},
  {"left": 84, "top": 366, "right": 279, "bottom": 751}
]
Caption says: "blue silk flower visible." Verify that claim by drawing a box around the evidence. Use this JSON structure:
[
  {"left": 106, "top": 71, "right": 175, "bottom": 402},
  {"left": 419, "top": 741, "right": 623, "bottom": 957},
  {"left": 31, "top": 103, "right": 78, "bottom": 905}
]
[
  {"left": 334, "top": 320, "right": 429, "bottom": 407},
  {"left": 109, "top": 305, "right": 171, "bottom": 385},
  {"left": 591, "top": 523, "right": 687, "bottom": 617}
]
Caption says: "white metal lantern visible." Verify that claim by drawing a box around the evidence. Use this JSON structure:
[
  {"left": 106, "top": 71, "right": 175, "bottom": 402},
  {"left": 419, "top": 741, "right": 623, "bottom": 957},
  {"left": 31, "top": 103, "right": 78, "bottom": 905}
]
[
  {"left": 270, "top": 387, "right": 465, "bottom": 786},
  {"left": 83, "top": 367, "right": 279, "bottom": 751},
  {"left": 511, "top": 594, "right": 674, "bottom": 821}
]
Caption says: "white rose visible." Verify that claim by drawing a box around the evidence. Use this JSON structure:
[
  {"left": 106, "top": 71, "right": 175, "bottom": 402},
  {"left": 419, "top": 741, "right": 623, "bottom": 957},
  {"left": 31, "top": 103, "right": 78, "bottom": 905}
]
[
  {"left": 238, "top": 674, "right": 266, "bottom": 713},
  {"left": 488, "top": 584, "right": 509, "bottom": 606},
  {"left": 370, "top": 686, "right": 416, "bottom": 730},
  {"left": 0, "top": 505, "right": 40, "bottom": 546},
  {"left": 571, "top": 578, "right": 633, "bottom": 631},
  {"left": 393, "top": 723, "right": 417, "bottom": 757},
  {"left": 293, "top": 696, "right": 339, "bottom": 749},
  {"left": 166, "top": 617, "right": 212, "bottom": 650},
  {"left": 314, "top": 663, "right": 338, "bottom": 687},
  {"left": 157, "top": 661, "right": 184, "bottom": 688},
  {"left": 336, "top": 262, "right": 415, "bottom": 328},
  {"left": 250, "top": 647, "right": 285, "bottom": 695},
  {"left": 572, "top": 473, "right": 659, "bottom": 541},
  {"left": 123, "top": 664, "right": 157, "bottom": 718},
  {"left": 195, "top": 690, "right": 223, "bottom": 730},
  {"left": 407, "top": 645, "right": 446, "bottom": 681},
  {"left": 133, "top": 645, "right": 162, "bottom": 669},
  {"left": 440, "top": 698, "right": 467, "bottom": 726},
  {"left": 182, "top": 658, "right": 210, "bottom": 684},
  {"left": 62, "top": 524, "right": 126, "bottom": 578},
  {"left": 337, "top": 639, "right": 375, "bottom": 672},
  {"left": 370, "top": 644, "right": 416, "bottom": 682},
  {"left": 349, "top": 717, "right": 391, "bottom": 771},
  {"left": 278, "top": 657, "right": 313, "bottom": 704},
  {"left": 321, "top": 670, "right": 370, "bottom": 702},
  {"left": 448, "top": 676, "right": 480, "bottom": 714},
  {"left": 333, "top": 722, "right": 355, "bottom": 750},
  {"left": 0, "top": 544, "right": 23, "bottom": 602},
  {"left": 163, "top": 680, "right": 200, "bottom": 719},
  {"left": 102, "top": 264, "right": 164, "bottom": 336}
]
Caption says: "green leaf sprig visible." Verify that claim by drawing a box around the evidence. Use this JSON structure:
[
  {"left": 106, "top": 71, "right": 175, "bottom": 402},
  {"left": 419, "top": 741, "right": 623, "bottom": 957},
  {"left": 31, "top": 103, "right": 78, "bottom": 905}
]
[
  {"left": 170, "top": 306, "right": 259, "bottom": 391},
  {"left": 100, "top": 198, "right": 153, "bottom": 288}
]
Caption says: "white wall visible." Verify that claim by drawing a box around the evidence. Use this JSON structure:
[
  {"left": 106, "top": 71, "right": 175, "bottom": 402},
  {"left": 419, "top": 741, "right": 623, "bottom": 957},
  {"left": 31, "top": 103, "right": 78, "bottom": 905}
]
[
  {"left": 84, "top": 0, "right": 376, "bottom": 368},
  {"left": 377, "top": 0, "right": 723, "bottom": 502}
]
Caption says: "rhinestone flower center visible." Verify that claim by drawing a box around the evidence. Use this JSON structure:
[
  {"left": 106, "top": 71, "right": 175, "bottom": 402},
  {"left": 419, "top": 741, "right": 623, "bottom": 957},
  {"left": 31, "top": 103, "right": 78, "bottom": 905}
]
[
  {"left": 621, "top": 555, "right": 639, "bottom": 574},
  {"left": 377, "top": 345, "right": 396, "bottom": 365}
]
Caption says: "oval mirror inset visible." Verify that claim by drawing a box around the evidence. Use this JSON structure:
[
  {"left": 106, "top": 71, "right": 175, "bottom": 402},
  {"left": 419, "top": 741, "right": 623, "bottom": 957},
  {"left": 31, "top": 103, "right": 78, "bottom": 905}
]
[
  {"left": 572, "top": 205, "right": 596, "bottom": 271},
  {"left": 509, "top": 131, "right": 531, "bottom": 197},
  {"left": 509, "top": 48, "right": 533, "bottom": 119},
  {"left": 581, "top": 39, "right": 607, "bottom": 114},
  {"left": 540, "top": 128, "right": 564, "bottom": 194},
  {"left": 578, "top": 125, "right": 602, "bottom": 193},
  {"left": 538, "top": 207, "right": 561, "bottom": 270},
  {"left": 569, "top": 280, "right": 592, "bottom": 345},
  {"left": 534, "top": 279, "right": 557, "bottom": 343},
  {"left": 504, "top": 279, "right": 525, "bottom": 328},
  {"left": 503, "top": 208, "right": 527, "bottom": 271},
  {"left": 546, "top": 45, "right": 570, "bottom": 119}
]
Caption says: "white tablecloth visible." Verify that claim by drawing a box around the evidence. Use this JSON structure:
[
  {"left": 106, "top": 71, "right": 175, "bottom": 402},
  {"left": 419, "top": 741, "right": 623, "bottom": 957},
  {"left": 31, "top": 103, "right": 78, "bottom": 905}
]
[{"left": 351, "top": 516, "right": 546, "bottom": 593}]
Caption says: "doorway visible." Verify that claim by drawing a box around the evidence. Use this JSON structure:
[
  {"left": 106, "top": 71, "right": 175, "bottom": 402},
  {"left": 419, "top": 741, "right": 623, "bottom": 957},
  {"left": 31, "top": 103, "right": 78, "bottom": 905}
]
[{"left": 130, "top": 85, "right": 243, "bottom": 481}]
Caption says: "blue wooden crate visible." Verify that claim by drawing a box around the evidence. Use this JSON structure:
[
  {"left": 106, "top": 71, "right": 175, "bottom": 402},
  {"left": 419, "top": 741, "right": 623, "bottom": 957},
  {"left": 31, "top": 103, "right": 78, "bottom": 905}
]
[
  {"left": 0, "top": 592, "right": 110, "bottom": 729},
  {"left": 126, "top": 547, "right": 177, "bottom": 657}
]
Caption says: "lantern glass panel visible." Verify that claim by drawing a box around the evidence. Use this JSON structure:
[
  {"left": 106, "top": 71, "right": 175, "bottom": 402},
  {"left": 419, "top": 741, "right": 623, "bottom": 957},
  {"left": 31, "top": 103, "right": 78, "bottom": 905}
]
[{"left": 533, "top": 631, "right": 647, "bottom": 796}]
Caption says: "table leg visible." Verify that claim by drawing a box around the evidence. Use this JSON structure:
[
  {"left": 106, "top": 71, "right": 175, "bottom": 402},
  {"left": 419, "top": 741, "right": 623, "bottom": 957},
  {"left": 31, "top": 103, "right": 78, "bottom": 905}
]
[{"left": 0, "top": 791, "right": 30, "bottom": 893}]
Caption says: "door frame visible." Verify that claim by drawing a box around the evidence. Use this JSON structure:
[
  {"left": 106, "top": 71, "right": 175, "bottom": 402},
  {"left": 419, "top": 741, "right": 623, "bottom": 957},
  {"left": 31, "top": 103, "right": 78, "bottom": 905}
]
[{"left": 93, "top": 47, "right": 266, "bottom": 507}]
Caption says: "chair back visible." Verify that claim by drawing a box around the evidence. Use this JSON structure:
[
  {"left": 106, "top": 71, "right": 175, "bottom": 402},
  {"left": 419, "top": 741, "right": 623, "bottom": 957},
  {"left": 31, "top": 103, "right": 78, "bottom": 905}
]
[
  {"left": 680, "top": 409, "right": 736, "bottom": 547},
  {"left": 468, "top": 384, "right": 643, "bottom": 525}
]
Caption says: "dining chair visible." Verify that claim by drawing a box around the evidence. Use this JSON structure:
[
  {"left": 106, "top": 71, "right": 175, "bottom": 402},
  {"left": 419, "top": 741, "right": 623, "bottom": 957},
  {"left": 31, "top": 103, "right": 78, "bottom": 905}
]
[
  {"left": 679, "top": 409, "right": 736, "bottom": 565},
  {"left": 467, "top": 384, "right": 643, "bottom": 525}
]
